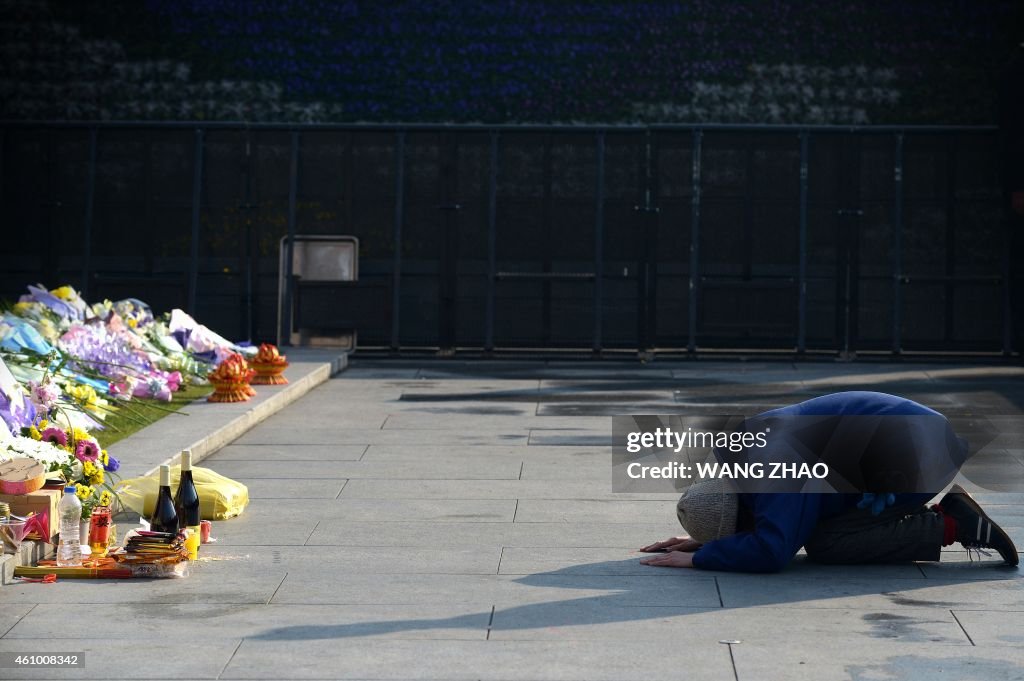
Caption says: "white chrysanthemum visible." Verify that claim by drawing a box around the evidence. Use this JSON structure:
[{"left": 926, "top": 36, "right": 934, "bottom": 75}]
[{"left": 3, "top": 436, "right": 70, "bottom": 468}]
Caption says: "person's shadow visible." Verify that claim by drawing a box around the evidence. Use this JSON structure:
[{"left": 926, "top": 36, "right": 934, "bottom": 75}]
[{"left": 249, "top": 556, "right": 1020, "bottom": 641}]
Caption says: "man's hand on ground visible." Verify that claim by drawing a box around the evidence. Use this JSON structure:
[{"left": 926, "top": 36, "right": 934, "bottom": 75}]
[
  {"left": 640, "top": 536, "right": 702, "bottom": 553},
  {"left": 640, "top": 551, "right": 695, "bottom": 568}
]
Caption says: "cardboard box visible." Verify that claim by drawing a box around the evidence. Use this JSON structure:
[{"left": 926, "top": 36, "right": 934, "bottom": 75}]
[{"left": 0, "top": 488, "right": 61, "bottom": 541}]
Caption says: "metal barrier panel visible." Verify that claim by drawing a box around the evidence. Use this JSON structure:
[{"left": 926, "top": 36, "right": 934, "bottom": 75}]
[
  {"left": 697, "top": 131, "right": 802, "bottom": 348},
  {"left": 494, "top": 131, "right": 601, "bottom": 349},
  {"left": 0, "top": 122, "right": 1012, "bottom": 357}
]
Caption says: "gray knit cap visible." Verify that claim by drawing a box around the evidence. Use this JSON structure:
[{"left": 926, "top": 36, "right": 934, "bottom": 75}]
[{"left": 675, "top": 478, "right": 739, "bottom": 543}]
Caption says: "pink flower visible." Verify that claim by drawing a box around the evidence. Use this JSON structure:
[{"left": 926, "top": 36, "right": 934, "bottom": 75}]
[
  {"left": 132, "top": 377, "right": 171, "bottom": 402},
  {"left": 28, "top": 381, "right": 60, "bottom": 411},
  {"left": 75, "top": 438, "right": 100, "bottom": 462},
  {"left": 40, "top": 426, "right": 68, "bottom": 447}
]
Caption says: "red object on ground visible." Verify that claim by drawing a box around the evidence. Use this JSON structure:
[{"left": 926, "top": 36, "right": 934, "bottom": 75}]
[{"left": 18, "top": 573, "right": 57, "bottom": 583}]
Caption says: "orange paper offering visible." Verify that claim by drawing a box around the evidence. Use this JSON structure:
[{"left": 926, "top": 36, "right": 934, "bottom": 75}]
[
  {"left": 250, "top": 343, "right": 289, "bottom": 385},
  {"left": 207, "top": 353, "right": 255, "bottom": 402}
]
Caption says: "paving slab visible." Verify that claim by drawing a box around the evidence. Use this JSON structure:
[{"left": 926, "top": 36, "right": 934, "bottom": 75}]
[
  {"left": 233, "top": 428, "right": 531, "bottom": 446},
  {"left": 329, "top": 498, "right": 520, "bottom": 522},
  {"left": 0, "top": 561, "right": 288, "bottom": 604},
  {"left": 917, "top": 554, "right": 1024, "bottom": 580},
  {"left": 498, "top": 548, "right": 675, "bottom": 575},
  {"left": 520, "top": 457, "right": 615, "bottom": 480},
  {"left": 513, "top": 499, "right": 675, "bottom": 524},
  {"left": 6, "top": 603, "right": 490, "bottom": 642},
  {"left": 201, "top": 459, "right": 349, "bottom": 479},
  {"left": 305, "top": 521, "right": 680, "bottom": 548},
  {"left": 0, "top": 604, "right": 33, "bottom": 638},
  {"left": 206, "top": 444, "right": 368, "bottom": 461},
  {"left": 220, "top": 638, "right": 735, "bottom": 681},
  {"left": 0, "top": 638, "right": 239, "bottom": 679},
  {"left": 389, "top": 401, "right": 538, "bottom": 416},
  {"left": 380, "top": 414, "right": 610, "bottom": 431},
  {"left": 731, "top": 641, "right": 1024, "bottom": 681},
  {"left": 270, "top": 573, "right": 721, "bottom": 607},
  {"left": 207, "top": 518, "right": 318, "bottom": 546},
  {"left": 230, "top": 478, "right": 347, "bottom": 499},
  {"left": 360, "top": 444, "right": 609, "bottom": 460},
  {"left": 338, "top": 479, "right": 676, "bottom": 500},
  {"left": 949, "top": 610, "right": 1024, "bottom": 646},
  {"left": 247, "top": 413, "right": 391, "bottom": 430},
  {"left": 196, "top": 544, "right": 502, "bottom": 575},
  {"left": 716, "top": 573, "right": 1024, "bottom": 611},
  {"left": 208, "top": 458, "right": 524, "bottom": 480},
  {"left": 490, "top": 603, "right": 969, "bottom": 644},
  {"left": 527, "top": 430, "right": 611, "bottom": 446}
]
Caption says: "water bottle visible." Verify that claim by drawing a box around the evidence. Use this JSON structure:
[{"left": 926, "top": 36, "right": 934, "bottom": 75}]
[{"left": 57, "top": 486, "right": 83, "bottom": 567}]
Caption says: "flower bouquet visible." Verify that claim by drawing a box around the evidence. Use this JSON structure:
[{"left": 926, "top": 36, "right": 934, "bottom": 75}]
[
  {"left": 206, "top": 353, "right": 254, "bottom": 403},
  {"left": 5, "top": 417, "right": 122, "bottom": 524},
  {"left": 250, "top": 343, "right": 288, "bottom": 385}
]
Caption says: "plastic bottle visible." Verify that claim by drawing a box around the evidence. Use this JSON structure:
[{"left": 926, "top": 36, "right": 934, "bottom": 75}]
[{"left": 56, "top": 486, "right": 83, "bottom": 567}]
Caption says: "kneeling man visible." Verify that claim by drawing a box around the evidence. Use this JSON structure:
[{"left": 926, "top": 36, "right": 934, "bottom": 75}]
[{"left": 640, "top": 391, "right": 1019, "bottom": 572}]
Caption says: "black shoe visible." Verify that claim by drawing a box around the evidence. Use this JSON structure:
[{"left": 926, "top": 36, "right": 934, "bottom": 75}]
[{"left": 937, "top": 484, "right": 1019, "bottom": 567}]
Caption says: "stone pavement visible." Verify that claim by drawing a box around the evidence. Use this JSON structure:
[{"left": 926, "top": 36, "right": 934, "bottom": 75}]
[{"left": 1, "top": 359, "right": 1023, "bottom": 680}]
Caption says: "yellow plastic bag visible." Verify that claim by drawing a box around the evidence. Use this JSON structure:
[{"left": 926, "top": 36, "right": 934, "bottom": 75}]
[{"left": 115, "top": 465, "right": 249, "bottom": 520}]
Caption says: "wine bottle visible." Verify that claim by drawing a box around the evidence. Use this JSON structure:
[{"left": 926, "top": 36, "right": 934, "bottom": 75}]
[
  {"left": 149, "top": 464, "right": 179, "bottom": 533},
  {"left": 174, "top": 450, "right": 201, "bottom": 531}
]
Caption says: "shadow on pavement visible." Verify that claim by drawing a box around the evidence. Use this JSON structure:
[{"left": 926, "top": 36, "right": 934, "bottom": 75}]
[{"left": 249, "top": 558, "right": 1019, "bottom": 642}]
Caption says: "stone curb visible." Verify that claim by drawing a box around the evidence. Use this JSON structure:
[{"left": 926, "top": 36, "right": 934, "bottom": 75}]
[{"left": 140, "top": 351, "right": 348, "bottom": 476}]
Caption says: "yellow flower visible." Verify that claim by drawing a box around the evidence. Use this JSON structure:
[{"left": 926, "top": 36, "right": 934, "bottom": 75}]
[
  {"left": 37, "top": 318, "right": 58, "bottom": 341},
  {"left": 86, "top": 469, "right": 105, "bottom": 486},
  {"left": 68, "top": 385, "right": 99, "bottom": 408},
  {"left": 99, "top": 490, "right": 113, "bottom": 507},
  {"left": 82, "top": 461, "right": 98, "bottom": 476},
  {"left": 28, "top": 426, "right": 41, "bottom": 440},
  {"left": 74, "top": 484, "right": 93, "bottom": 501},
  {"left": 13, "top": 301, "right": 31, "bottom": 313},
  {"left": 71, "top": 427, "right": 92, "bottom": 444},
  {"left": 51, "top": 285, "right": 76, "bottom": 300},
  {"left": 38, "top": 419, "right": 48, "bottom": 430},
  {"left": 100, "top": 450, "right": 109, "bottom": 466},
  {"left": 127, "top": 317, "right": 138, "bottom": 329}
]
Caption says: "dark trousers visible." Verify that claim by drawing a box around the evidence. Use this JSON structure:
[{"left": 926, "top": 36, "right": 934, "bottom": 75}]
[{"left": 804, "top": 504, "right": 944, "bottom": 564}]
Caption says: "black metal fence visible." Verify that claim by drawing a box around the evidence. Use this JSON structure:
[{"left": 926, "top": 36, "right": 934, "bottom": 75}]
[{"left": 1, "top": 122, "right": 1017, "bottom": 357}]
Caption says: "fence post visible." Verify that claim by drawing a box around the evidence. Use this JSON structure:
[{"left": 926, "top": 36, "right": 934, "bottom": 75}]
[
  {"left": 688, "top": 130, "right": 703, "bottom": 353},
  {"left": 390, "top": 131, "right": 405, "bottom": 352},
  {"left": 282, "top": 130, "right": 299, "bottom": 346},
  {"left": 187, "top": 128, "right": 203, "bottom": 316},
  {"left": 593, "top": 131, "right": 605, "bottom": 354},
  {"left": 81, "top": 127, "right": 98, "bottom": 299},
  {"left": 892, "top": 132, "right": 904, "bottom": 354},
  {"left": 484, "top": 131, "right": 498, "bottom": 352},
  {"left": 797, "top": 131, "right": 809, "bottom": 353}
]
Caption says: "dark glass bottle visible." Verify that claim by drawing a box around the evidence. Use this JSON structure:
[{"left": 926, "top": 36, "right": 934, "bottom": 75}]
[
  {"left": 174, "top": 450, "right": 201, "bottom": 530},
  {"left": 149, "top": 464, "right": 179, "bottom": 533}
]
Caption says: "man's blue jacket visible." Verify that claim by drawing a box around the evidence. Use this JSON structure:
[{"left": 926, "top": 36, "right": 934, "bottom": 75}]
[{"left": 690, "top": 391, "right": 944, "bottom": 573}]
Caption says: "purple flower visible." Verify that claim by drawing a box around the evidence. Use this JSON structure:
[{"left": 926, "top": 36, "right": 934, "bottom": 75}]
[
  {"left": 0, "top": 390, "right": 35, "bottom": 434},
  {"left": 104, "top": 454, "right": 120, "bottom": 473}
]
